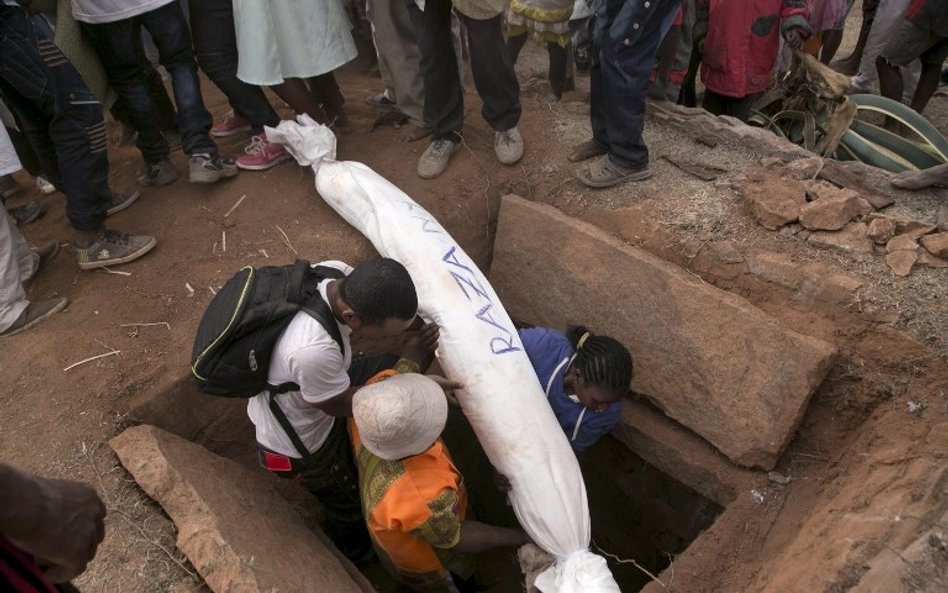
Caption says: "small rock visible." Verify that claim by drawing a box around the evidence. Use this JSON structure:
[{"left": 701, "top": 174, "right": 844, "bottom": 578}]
[
  {"left": 867, "top": 217, "right": 897, "bottom": 244},
  {"left": 885, "top": 249, "right": 918, "bottom": 277},
  {"left": 907, "top": 401, "right": 924, "bottom": 414},
  {"left": 750, "top": 489, "right": 766, "bottom": 504},
  {"left": 886, "top": 233, "right": 919, "bottom": 253},
  {"left": 712, "top": 241, "right": 745, "bottom": 265},
  {"left": 916, "top": 247, "right": 948, "bottom": 269},
  {"left": 781, "top": 157, "right": 824, "bottom": 180},
  {"left": 919, "top": 232, "right": 948, "bottom": 258},
  {"left": 778, "top": 223, "right": 804, "bottom": 236},
  {"left": 695, "top": 133, "right": 720, "bottom": 148},
  {"left": 937, "top": 203, "right": 948, "bottom": 231},
  {"left": 808, "top": 222, "right": 874, "bottom": 254},
  {"left": 768, "top": 471, "right": 792, "bottom": 485},
  {"left": 748, "top": 251, "right": 803, "bottom": 289},
  {"left": 899, "top": 221, "right": 936, "bottom": 237},
  {"left": 742, "top": 174, "right": 807, "bottom": 230},
  {"left": 799, "top": 193, "right": 869, "bottom": 231},
  {"left": 759, "top": 157, "right": 785, "bottom": 169}
]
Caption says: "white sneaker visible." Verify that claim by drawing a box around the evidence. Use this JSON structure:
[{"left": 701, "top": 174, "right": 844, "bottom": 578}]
[
  {"left": 417, "top": 139, "right": 460, "bottom": 179},
  {"left": 494, "top": 126, "right": 524, "bottom": 165},
  {"left": 34, "top": 176, "right": 56, "bottom": 195}
]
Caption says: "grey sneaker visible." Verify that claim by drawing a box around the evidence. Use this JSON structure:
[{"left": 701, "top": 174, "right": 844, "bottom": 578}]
[
  {"left": 139, "top": 159, "right": 179, "bottom": 187},
  {"left": 106, "top": 186, "right": 141, "bottom": 216},
  {"left": 494, "top": 126, "right": 524, "bottom": 165},
  {"left": 189, "top": 153, "right": 238, "bottom": 184},
  {"left": 0, "top": 297, "right": 69, "bottom": 338},
  {"left": 417, "top": 139, "right": 460, "bottom": 179},
  {"left": 9, "top": 201, "right": 44, "bottom": 226},
  {"left": 75, "top": 228, "right": 157, "bottom": 270}
]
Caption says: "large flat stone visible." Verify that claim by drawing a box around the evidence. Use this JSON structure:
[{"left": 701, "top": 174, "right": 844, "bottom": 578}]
[
  {"left": 491, "top": 195, "right": 837, "bottom": 469},
  {"left": 110, "top": 425, "right": 373, "bottom": 593}
]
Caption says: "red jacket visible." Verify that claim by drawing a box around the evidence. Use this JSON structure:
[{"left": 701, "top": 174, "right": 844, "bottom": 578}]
[{"left": 698, "top": 0, "right": 809, "bottom": 98}]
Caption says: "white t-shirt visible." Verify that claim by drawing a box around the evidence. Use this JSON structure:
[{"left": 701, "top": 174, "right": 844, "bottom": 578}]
[
  {"left": 247, "top": 261, "right": 354, "bottom": 458},
  {"left": 70, "top": 0, "right": 174, "bottom": 24},
  {"left": 0, "top": 125, "right": 23, "bottom": 177}
]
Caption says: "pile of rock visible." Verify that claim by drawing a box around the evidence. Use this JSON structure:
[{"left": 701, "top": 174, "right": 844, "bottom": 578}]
[{"left": 739, "top": 157, "right": 947, "bottom": 277}]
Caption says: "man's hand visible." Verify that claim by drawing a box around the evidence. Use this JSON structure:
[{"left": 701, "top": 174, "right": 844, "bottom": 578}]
[
  {"left": 780, "top": 15, "right": 812, "bottom": 51},
  {"left": 4, "top": 472, "right": 107, "bottom": 583},
  {"left": 426, "top": 374, "right": 463, "bottom": 406}
]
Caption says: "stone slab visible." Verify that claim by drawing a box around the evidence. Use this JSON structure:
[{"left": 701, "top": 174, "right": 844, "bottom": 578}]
[
  {"left": 491, "top": 195, "right": 838, "bottom": 469},
  {"left": 612, "top": 399, "right": 757, "bottom": 506},
  {"left": 110, "top": 425, "right": 373, "bottom": 593}
]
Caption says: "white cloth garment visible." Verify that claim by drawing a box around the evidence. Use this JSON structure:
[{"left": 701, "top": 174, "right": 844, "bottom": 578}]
[
  {"left": 233, "top": 0, "right": 357, "bottom": 86},
  {"left": 0, "top": 126, "right": 38, "bottom": 332},
  {"left": 268, "top": 116, "right": 620, "bottom": 593},
  {"left": 246, "top": 260, "right": 354, "bottom": 458},
  {"left": 69, "top": 0, "right": 175, "bottom": 24}
]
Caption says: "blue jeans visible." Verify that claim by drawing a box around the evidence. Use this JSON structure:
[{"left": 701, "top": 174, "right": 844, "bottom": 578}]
[
  {"left": 188, "top": 0, "right": 278, "bottom": 131},
  {"left": 589, "top": 0, "right": 681, "bottom": 168},
  {"left": 0, "top": 6, "right": 109, "bottom": 232},
  {"left": 81, "top": 1, "right": 217, "bottom": 162}
]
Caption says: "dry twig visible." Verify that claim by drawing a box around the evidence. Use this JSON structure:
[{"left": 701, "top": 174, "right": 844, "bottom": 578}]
[
  {"left": 100, "top": 267, "right": 132, "bottom": 276},
  {"left": 224, "top": 194, "right": 247, "bottom": 218},
  {"left": 275, "top": 225, "right": 299, "bottom": 255},
  {"left": 120, "top": 322, "right": 171, "bottom": 330},
  {"left": 64, "top": 350, "right": 120, "bottom": 372},
  {"left": 593, "top": 541, "right": 666, "bottom": 589}
]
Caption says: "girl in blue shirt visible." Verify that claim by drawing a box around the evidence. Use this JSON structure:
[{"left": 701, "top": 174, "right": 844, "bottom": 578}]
[{"left": 519, "top": 325, "right": 633, "bottom": 453}]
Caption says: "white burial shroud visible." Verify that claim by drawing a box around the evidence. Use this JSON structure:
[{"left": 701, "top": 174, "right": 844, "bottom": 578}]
[{"left": 268, "top": 117, "right": 620, "bottom": 593}]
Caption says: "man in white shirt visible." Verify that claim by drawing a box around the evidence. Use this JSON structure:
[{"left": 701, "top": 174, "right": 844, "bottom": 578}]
[{"left": 249, "top": 256, "right": 443, "bottom": 563}]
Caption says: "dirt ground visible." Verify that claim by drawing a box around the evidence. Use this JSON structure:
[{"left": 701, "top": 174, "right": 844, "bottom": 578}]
[{"left": 2, "top": 12, "right": 947, "bottom": 593}]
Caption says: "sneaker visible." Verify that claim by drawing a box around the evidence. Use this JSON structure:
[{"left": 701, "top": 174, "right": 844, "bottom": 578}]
[
  {"left": 0, "top": 175, "right": 20, "bottom": 199},
  {"left": 9, "top": 201, "right": 44, "bottom": 226},
  {"left": 236, "top": 135, "right": 291, "bottom": 171},
  {"left": 106, "top": 186, "right": 141, "bottom": 216},
  {"left": 365, "top": 91, "right": 397, "bottom": 110},
  {"left": 74, "top": 228, "right": 157, "bottom": 270},
  {"left": 138, "top": 159, "right": 179, "bottom": 187},
  {"left": 34, "top": 176, "right": 56, "bottom": 195},
  {"left": 417, "top": 139, "right": 460, "bottom": 179},
  {"left": 24, "top": 240, "right": 60, "bottom": 289},
  {"left": 0, "top": 297, "right": 69, "bottom": 338},
  {"left": 189, "top": 154, "right": 239, "bottom": 183},
  {"left": 34, "top": 240, "right": 60, "bottom": 273},
  {"left": 494, "top": 127, "right": 524, "bottom": 165},
  {"left": 211, "top": 112, "right": 251, "bottom": 137}
]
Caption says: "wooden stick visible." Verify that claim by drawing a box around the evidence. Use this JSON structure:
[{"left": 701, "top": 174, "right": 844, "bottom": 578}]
[
  {"left": 185, "top": 282, "right": 195, "bottom": 295},
  {"left": 275, "top": 225, "right": 299, "bottom": 255},
  {"left": 259, "top": 248, "right": 269, "bottom": 258},
  {"left": 208, "top": 286, "right": 217, "bottom": 296},
  {"left": 224, "top": 194, "right": 247, "bottom": 218},
  {"left": 64, "top": 350, "right": 120, "bottom": 372},
  {"left": 120, "top": 322, "right": 171, "bottom": 330},
  {"left": 221, "top": 230, "right": 227, "bottom": 252},
  {"left": 100, "top": 267, "right": 132, "bottom": 276}
]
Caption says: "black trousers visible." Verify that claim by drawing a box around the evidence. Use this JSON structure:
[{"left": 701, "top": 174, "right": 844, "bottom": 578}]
[
  {"left": 702, "top": 89, "right": 760, "bottom": 123},
  {"left": 188, "top": 0, "right": 279, "bottom": 131},
  {"left": 257, "top": 353, "right": 398, "bottom": 561},
  {"left": 408, "top": 0, "right": 521, "bottom": 142}
]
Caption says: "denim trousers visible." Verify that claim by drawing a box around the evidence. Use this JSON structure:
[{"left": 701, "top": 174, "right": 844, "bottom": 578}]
[
  {"left": 188, "top": 0, "right": 278, "bottom": 131},
  {"left": 589, "top": 0, "right": 682, "bottom": 168},
  {"left": 81, "top": 1, "right": 217, "bottom": 161},
  {"left": 408, "top": 0, "right": 521, "bottom": 141},
  {"left": 0, "top": 6, "right": 109, "bottom": 232}
]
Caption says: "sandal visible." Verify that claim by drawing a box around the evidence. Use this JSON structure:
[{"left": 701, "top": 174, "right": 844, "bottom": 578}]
[
  {"left": 568, "top": 139, "right": 608, "bottom": 163},
  {"left": 575, "top": 154, "right": 652, "bottom": 189}
]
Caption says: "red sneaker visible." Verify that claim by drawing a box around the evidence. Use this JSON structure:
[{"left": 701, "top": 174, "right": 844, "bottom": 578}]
[
  {"left": 236, "top": 135, "right": 291, "bottom": 171},
  {"left": 211, "top": 111, "right": 251, "bottom": 137}
]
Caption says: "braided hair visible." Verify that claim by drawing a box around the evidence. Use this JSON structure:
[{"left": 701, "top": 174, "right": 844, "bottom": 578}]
[{"left": 566, "top": 325, "right": 633, "bottom": 396}]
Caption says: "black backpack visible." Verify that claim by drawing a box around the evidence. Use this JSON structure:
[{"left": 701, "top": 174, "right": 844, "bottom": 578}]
[{"left": 191, "top": 259, "right": 346, "bottom": 397}]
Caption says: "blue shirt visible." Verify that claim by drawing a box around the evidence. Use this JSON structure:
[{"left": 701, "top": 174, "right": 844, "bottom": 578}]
[{"left": 519, "top": 327, "right": 623, "bottom": 453}]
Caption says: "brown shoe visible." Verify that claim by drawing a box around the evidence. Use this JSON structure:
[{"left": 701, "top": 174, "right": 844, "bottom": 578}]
[
  {"left": 0, "top": 297, "right": 68, "bottom": 337},
  {"left": 568, "top": 140, "right": 608, "bottom": 163}
]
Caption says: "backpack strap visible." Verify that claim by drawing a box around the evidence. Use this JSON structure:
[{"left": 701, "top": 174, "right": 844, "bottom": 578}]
[{"left": 267, "top": 389, "right": 317, "bottom": 463}]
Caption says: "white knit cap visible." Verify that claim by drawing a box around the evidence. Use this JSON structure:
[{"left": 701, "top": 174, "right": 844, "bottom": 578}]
[{"left": 353, "top": 373, "right": 448, "bottom": 461}]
